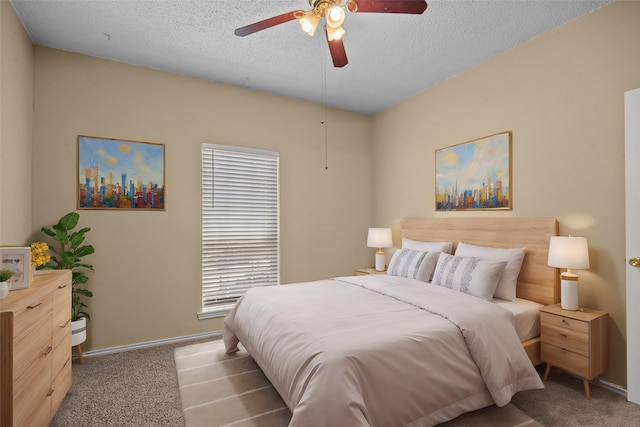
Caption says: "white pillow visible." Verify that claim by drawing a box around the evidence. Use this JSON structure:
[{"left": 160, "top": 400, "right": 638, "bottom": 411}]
[
  {"left": 402, "top": 237, "right": 453, "bottom": 254},
  {"left": 454, "top": 242, "right": 526, "bottom": 301},
  {"left": 431, "top": 253, "right": 507, "bottom": 300},
  {"left": 387, "top": 249, "right": 440, "bottom": 282}
]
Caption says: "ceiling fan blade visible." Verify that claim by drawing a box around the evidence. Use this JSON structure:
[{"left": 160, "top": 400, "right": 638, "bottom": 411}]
[
  {"left": 235, "top": 10, "right": 304, "bottom": 37},
  {"left": 326, "top": 31, "right": 348, "bottom": 68},
  {"left": 347, "top": 0, "right": 428, "bottom": 14}
]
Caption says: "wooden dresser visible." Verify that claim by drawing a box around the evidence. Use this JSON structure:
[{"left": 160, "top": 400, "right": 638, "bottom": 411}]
[{"left": 0, "top": 270, "right": 72, "bottom": 427}]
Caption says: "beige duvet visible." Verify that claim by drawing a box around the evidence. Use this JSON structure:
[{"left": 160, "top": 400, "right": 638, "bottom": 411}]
[{"left": 223, "top": 275, "right": 543, "bottom": 426}]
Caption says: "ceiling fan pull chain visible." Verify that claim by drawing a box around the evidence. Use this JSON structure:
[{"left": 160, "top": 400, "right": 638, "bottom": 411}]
[{"left": 321, "top": 42, "right": 329, "bottom": 170}]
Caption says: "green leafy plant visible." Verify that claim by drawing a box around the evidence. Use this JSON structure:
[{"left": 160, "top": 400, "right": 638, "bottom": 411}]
[
  {"left": 41, "top": 212, "right": 95, "bottom": 321},
  {"left": 0, "top": 269, "right": 13, "bottom": 282}
]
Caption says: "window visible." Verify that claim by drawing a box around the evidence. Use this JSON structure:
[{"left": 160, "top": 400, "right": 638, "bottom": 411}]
[{"left": 199, "top": 144, "right": 279, "bottom": 318}]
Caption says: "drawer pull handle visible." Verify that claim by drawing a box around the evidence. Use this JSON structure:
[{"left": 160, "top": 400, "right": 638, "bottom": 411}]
[
  {"left": 58, "top": 284, "right": 67, "bottom": 289},
  {"left": 47, "top": 389, "right": 54, "bottom": 397},
  {"left": 61, "top": 319, "right": 71, "bottom": 328},
  {"left": 27, "top": 303, "right": 42, "bottom": 309},
  {"left": 559, "top": 333, "right": 568, "bottom": 338},
  {"left": 562, "top": 319, "right": 566, "bottom": 323},
  {"left": 44, "top": 346, "right": 53, "bottom": 355}
]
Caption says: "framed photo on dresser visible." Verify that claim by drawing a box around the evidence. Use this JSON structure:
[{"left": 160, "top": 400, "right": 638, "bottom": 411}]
[{"left": 0, "top": 246, "right": 31, "bottom": 290}]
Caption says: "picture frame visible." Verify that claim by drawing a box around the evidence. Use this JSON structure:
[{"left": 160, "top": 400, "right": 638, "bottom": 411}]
[
  {"left": 435, "top": 131, "right": 512, "bottom": 211},
  {"left": 0, "top": 247, "right": 31, "bottom": 290},
  {"left": 77, "top": 135, "right": 165, "bottom": 210}
]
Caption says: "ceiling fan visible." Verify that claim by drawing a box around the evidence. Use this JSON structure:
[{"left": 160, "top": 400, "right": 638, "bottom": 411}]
[{"left": 234, "top": 0, "right": 428, "bottom": 68}]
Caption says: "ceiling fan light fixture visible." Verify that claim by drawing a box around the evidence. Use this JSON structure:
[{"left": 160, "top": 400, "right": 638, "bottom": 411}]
[
  {"left": 326, "top": 24, "right": 345, "bottom": 41},
  {"left": 299, "top": 11, "right": 320, "bottom": 36},
  {"left": 325, "top": 5, "right": 345, "bottom": 28}
]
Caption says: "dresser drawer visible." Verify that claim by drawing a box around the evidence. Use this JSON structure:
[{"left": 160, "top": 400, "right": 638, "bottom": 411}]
[
  {"left": 16, "top": 399, "right": 51, "bottom": 427},
  {"left": 541, "top": 342, "right": 590, "bottom": 378},
  {"left": 13, "top": 316, "right": 53, "bottom": 378},
  {"left": 541, "top": 324, "right": 589, "bottom": 356},
  {"left": 52, "top": 331, "right": 72, "bottom": 380},
  {"left": 53, "top": 280, "right": 71, "bottom": 313},
  {"left": 13, "top": 348, "right": 52, "bottom": 427},
  {"left": 53, "top": 294, "right": 71, "bottom": 332},
  {"left": 540, "top": 312, "right": 589, "bottom": 334},
  {"left": 11, "top": 292, "right": 53, "bottom": 345},
  {"left": 51, "top": 356, "right": 72, "bottom": 414}
]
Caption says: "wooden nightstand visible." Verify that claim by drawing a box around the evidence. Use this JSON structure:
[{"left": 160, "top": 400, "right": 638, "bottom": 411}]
[
  {"left": 355, "top": 267, "right": 387, "bottom": 276},
  {"left": 540, "top": 303, "right": 609, "bottom": 399}
]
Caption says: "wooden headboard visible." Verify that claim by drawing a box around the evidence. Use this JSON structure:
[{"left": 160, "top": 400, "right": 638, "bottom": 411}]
[{"left": 401, "top": 217, "right": 559, "bottom": 306}]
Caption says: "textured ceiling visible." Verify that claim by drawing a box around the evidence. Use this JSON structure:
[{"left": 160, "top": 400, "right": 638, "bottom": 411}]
[{"left": 10, "top": 0, "right": 613, "bottom": 115}]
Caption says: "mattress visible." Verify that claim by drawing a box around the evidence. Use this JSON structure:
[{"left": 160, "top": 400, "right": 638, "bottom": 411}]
[{"left": 493, "top": 297, "right": 543, "bottom": 342}]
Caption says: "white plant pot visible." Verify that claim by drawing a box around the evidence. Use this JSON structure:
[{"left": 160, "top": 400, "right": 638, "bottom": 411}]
[
  {"left": 0, "top": 281, "right": 8, "bottom": 299},
  {"left": 71, "top": 318, "right": 87, "bottom": 346}
]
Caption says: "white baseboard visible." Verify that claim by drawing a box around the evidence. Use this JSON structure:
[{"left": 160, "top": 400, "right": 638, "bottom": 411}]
[
  {"left": 565, "top": 371, "right": 627, "bottom": 397},
  {"left": 600, "top": 379, "right": 628, "bottom": 397},
  {"left": 78, "top": 330, "right": 223, "bottom": 358}
]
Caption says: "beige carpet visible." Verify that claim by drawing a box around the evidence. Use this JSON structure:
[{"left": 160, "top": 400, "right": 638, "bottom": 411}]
[{"left": 174, "top": 340, "right": 541, "bottom": 427}]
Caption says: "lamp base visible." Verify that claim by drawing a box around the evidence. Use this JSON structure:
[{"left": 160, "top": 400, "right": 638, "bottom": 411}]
[
  {"left": 375, "top": 251, "right": 386, "bottom": 271},
  {"left": 561, "top": 276, "right": 579, "bottom": 311}
]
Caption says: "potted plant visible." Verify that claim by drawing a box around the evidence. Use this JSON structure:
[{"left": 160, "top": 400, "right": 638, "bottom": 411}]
[
  {"left": 0, "top": 269, "right": 13, "bottom": 300},
  {"left": 41, "top": 212, "right": 95, "bottom": 347}
]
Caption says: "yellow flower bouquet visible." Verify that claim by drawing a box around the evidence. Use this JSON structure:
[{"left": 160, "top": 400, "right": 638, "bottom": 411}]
[{"left": 31, "top": 241, "right": 51, "bottom": 268}]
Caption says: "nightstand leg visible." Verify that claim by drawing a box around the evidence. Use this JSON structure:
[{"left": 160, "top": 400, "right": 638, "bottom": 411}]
[
  {"left": 583, "top": 378, "right": 591, "bottom": 399},
  {"left": 543, "top": 363, "right": 552, "bottom": 381}
]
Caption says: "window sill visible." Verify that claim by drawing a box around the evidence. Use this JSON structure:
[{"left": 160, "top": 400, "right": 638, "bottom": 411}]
[{"left": 197, "top": 309, "right": 231, "bottom": 320}]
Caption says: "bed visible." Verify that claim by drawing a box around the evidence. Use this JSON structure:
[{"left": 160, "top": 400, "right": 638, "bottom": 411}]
[{"left": 223, "top": 217, "right": 559, "bottom": 426}]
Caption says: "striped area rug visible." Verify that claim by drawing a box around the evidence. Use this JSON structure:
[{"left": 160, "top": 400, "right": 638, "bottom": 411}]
[
  {"left": 174, "top": 339, "right": 541, "bottom": 427},
  {"left": 174, "top": 339, "right": 291, "bottom": 427}
]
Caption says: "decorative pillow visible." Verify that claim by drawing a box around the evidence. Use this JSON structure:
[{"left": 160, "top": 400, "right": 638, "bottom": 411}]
[
  {"left": 431, "top": 253, "right": 507, "bottom": 300},
  {"left": 402, "top": 237, "right": 453, "bottom": 254},
  {"left": 387, "top": 249, "right": 440, "bottom": 282},
  {"left": 454, "top": 242, "right": 526, "bottom": 301}
]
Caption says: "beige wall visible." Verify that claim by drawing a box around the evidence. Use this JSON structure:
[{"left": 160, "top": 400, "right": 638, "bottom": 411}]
[
  {"left": 372, "top": 0, "right": 640, "bottom": 388},
  {"left": 30, "top": 47, "right": 373, "bottom": 351},
  {"left": 0, "top": 1, "right": 33, "bottom": 245}
]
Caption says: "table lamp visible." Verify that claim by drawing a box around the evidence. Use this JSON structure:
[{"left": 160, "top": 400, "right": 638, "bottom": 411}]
[
  {"left": 547, "top": 236, "right": 590, "bottom": 310},
  {"left": 367, "top": 228, "right": 392, "bottom": 271}
]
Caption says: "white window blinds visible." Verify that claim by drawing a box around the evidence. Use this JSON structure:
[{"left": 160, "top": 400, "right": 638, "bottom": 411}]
[{"left": 201, "top": 144, "right": 279, "bottom": 316}]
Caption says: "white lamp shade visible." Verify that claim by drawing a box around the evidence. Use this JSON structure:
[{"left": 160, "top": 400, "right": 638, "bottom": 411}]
[
  {"left": 367, "top": 228, "right": 392, "bottom": 249},
  {"left": 547, "top": 236, "right": 590, "bottom": 270}
]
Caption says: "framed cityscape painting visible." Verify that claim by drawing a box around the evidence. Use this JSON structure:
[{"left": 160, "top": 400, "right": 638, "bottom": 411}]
[
  {"left": 435, "top": 131, "right": 512, "bottom": 211},
  {"left": 77, "top": 135, "right": 165, "bottom": 210}
]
